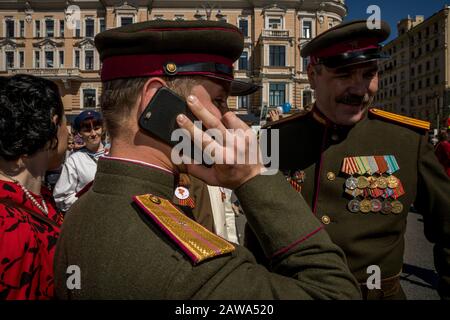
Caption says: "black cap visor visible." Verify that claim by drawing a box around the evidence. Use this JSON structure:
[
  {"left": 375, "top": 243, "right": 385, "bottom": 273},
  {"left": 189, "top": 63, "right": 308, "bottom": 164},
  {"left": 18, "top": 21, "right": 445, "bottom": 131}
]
[
  {"left": 202, "top": 74, "right": 261, "bottom": 96},
  {"left": 316, "top": 48, "right": 390, "bottom": 69}
]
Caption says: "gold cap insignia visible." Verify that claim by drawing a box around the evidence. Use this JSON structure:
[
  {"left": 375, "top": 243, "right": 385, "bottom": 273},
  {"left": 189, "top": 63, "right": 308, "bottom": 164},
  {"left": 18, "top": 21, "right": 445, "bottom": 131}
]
[{"left": 165, "top": 62, "right": 177, "bottom": 75}]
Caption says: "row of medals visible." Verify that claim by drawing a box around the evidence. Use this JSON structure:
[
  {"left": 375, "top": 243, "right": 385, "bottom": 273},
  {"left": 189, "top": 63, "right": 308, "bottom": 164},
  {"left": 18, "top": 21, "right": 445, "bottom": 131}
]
[{"left": 345, "top": 174, "right": 403, "bottom": 214}]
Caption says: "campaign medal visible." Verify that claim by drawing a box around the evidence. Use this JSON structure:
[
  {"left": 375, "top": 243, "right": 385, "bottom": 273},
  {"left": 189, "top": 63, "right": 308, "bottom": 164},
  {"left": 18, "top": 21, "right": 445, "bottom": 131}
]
[
  {"left": 347, "top": 199, "right": 361, "bottom": 213},
  {"left": 370, "top": 199, "right": 383, "bottom": 213},
  {"left": 345, "top": 176, "right": 358, "bottom": 190},
  {"left": 376, "top": 176, "right": 388, "bottom": 189},
  {"left": 387, "top": 175, "right": 399, "bottom": 189},
  {"left": 357, "top": 176, "right": 369, "bottom": 189},
  {"left": 345, "top": 187, "right": 363, "bottom": 197},
  {"left": 367, "top": 176, "right": 378, "bottom": 189},
  {"left": 360, "top": 199, "right": 371, "bottom": 213},
  {"left": 391, "top": 200, "right": 404, "bottom": 214},
  {"left": 381, "top": 199, "right": 393, "bottom": 214},
  {"left": 173, "top": 175, "right": 196, "bottom": 209}
]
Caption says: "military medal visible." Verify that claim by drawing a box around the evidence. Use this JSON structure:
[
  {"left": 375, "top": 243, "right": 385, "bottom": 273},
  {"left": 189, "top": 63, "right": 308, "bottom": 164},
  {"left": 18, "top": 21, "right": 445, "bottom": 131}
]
[
  {"left": 347, "top": 199, "right": 361, "bottom": 213},
  {"left": 370, "top": 199, "right": 382, "bottom": 212},
  {"left": 391, "top": 200, "right": 404, "bottom": 214},
  {"left": 360, "top": 199, "right": 371, "bottom": 213},
  {"left": 357, "top": 176, "right": 369, "bottom": 189},
  {"left": 173, "top": 174, "right": 196, "bottom": 208},
  {"left": 345, "top": 187, "right": 363, "bottom": 197},
  {"left": 387, "top": 175, "right": 399, "bottom": 189},
  {"left": 345, "top": 176, "right": 358, "bottom": 190},
  {"left": 367, "top": 176, "right": 378, "bottom": 189},
  {"left": 376, "top": 176, "right": 388, "bottom": 189},
  {"left": 381, "top": 199, "right": 393, "bottom": 214}
]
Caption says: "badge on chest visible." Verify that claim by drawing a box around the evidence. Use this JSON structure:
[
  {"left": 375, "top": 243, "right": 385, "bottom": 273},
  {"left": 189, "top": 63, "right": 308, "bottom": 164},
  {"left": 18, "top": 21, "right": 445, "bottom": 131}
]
[{"left": 341, "top": 155, "right": 405, "bottom": 215}]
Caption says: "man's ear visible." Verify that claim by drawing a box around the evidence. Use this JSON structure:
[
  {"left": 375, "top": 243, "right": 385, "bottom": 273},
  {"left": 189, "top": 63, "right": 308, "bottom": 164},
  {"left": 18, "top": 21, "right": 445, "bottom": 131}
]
[
  {"left": 137, "top": 77, "right": 166, "bottom": 115},
  {"left": 307, "top": 63, "right": 317, "bottom": 90}
]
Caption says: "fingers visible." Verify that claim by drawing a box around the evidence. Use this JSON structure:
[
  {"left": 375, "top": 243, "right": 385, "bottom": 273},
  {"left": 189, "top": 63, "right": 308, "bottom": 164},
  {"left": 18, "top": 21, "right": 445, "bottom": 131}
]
[
  {"left": 222, "top": 111, "right": 249, "bottom": 131},
  {"left": 176, "top": 114, "right": 221, "bottom": 152},
  {"left": 185, "top": 164, "right": 219, "bottom": 186},
  {"left": 186, "top": 95, "right": 227, "bottom": 134}
]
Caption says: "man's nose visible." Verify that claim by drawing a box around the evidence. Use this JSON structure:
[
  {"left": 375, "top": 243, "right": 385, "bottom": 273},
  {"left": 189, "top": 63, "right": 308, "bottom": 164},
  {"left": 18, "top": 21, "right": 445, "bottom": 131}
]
[{"left": 348, "top": 75, "right": 368, "bottom": 96}]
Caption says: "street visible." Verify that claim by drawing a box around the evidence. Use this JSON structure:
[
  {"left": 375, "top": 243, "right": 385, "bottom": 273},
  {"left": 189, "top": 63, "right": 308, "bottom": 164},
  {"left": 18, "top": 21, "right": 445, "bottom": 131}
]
[{"left": 401, "top": 211, "right": 440, "bottom": 299}]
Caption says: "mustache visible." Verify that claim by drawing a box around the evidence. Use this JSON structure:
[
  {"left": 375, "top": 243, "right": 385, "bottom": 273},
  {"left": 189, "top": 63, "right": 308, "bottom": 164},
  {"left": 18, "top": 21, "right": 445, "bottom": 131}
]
[{"left": 336, "top": 94, "right": 371, "bottom": 106}]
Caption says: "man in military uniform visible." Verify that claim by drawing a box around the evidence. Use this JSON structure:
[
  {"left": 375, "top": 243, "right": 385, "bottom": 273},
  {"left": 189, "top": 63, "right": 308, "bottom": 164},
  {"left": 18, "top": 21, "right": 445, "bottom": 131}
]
[
  {"left": 252, "top": 20, "right": 450, "bottom": 299},
  {"left": 53, "top": 20, "right": 361, "bottom": 299}
]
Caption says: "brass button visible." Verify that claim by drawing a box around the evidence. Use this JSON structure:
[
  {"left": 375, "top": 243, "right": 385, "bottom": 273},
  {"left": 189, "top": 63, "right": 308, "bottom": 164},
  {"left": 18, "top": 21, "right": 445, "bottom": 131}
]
[
  {"left": 149, "top": 195, "right": 161, "bottom": 204},
  {"left": 321, "top": 215, "right": 331, "bottom": 225},
  {"left": 331, "top": 133, "right": 339, "bottom": 141},
  {"left": 326, "top": 172, "right": 336, "bottom": 181}
]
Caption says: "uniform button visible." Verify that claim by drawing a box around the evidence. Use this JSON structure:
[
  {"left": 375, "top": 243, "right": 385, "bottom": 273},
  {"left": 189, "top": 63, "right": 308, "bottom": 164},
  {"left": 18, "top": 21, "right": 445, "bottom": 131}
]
[
  {"left": 331, "top": 133, "right": 339, "bottom": 141},
  {"left": 326, "top": 172, "right": 336, "bottom": 181},
  {"left": 321, "top": 215, "right": 331, "bottom": 225}
]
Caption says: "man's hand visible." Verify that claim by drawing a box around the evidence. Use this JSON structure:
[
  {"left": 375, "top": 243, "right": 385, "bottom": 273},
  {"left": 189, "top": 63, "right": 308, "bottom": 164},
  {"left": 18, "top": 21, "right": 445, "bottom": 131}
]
[
  {"left": 268, "top": 109, "right": 280, "bottom": 122},
  {"left": 176, "top": 95, "right": 265, "bottom": 189}
]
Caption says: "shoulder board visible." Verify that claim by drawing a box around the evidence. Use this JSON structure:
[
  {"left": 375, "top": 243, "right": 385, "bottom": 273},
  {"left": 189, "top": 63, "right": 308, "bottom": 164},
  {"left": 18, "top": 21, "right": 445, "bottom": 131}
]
[
  {"left": 75, "top": 180, "right": 94, "bottom": 198},
  {"left": 369, "top": 108, "right": 430, "bottom": 132},
  {"left": 133, "top": 194, "right": 235, "bottom": 265},
  {"left": 262, "top": 110, "right": 310, "bottom": 129}
]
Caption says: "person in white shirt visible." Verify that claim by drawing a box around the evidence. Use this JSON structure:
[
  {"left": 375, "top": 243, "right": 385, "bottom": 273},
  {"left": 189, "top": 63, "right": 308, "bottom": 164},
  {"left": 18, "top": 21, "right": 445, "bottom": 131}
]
[{"left": 54, "top": 110, "right": 105, "bottom": 212}]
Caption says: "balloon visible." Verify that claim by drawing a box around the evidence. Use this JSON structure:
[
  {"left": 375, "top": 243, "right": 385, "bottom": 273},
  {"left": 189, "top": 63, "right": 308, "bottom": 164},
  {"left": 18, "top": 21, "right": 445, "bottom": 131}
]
[
  {"left": 276, "top": 106, "right": 283, "bottom": 114},
  {"left": 282, "top": 102, "right": 291, "bottom": 113}
]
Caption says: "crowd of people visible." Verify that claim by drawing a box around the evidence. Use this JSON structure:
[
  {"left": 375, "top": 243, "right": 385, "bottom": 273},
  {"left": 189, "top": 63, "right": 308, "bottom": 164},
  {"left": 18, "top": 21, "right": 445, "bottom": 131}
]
[{"left": 0, "top": 18, "right": 449, "bottom": 301}]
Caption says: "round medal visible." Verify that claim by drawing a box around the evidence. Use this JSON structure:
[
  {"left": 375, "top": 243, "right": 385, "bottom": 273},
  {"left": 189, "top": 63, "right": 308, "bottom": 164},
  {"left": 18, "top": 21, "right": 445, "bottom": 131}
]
[
  {"left": 370, "top": 199, "right": 383, "bottom": 212},
  {"left": 387, "top": 175, "right": 399, "bottom": 189},
  {"left": 347, "top": 199, "right": 361, "bottom": 213},
  {"left": 360, "top": 199, "right": 371, "bottom": 213},
  {"left": 391, "top": 200, "right": 404, "bottom": 214},
  {"left": 357, "top": 176, "right": 369, "bottom": 189},
  {"left": 381, "top": 200, "right": 393, "bottom": 214},
  {"left": 174, "top": 186, "right": 190, "bottom": 200},
  {"left": 345, "top": 176, "right": 358, "bottom": 190},
  {"left": 367, "top": 176, "right": 378, "bottom": 189},
  {"left": 376, "top": 176, "right": 388, "bottom": 189}
]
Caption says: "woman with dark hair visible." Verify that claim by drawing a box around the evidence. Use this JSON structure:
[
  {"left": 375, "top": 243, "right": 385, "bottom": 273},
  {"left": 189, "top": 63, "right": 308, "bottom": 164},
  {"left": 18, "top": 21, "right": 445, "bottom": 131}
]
[
  {"left": 53, "top": 110, "right": 105, "bottom": 212},
  {"left": 0, "top": 74, "right": 67, "bottom": 299}
]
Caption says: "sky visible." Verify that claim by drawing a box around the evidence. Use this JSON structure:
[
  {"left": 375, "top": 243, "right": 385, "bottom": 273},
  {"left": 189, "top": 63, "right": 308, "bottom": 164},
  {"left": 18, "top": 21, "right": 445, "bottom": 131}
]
[{"left": 345, "top": 0, "right": 450, "bottom": 42}]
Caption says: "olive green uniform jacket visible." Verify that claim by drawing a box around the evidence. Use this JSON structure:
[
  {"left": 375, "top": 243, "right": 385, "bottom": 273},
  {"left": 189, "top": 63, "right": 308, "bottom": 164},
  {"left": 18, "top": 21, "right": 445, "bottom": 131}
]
[
  {"left": 249, "top": 107, "right": 450, "bottom": 299},
  {"left": 54, "top": 157, "right": 360, "bottom": 299}
]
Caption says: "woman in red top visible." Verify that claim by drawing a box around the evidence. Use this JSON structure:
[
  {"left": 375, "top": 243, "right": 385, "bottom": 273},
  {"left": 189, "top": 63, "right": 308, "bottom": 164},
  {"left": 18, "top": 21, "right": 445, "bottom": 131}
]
[{"left": 0, "top": 75, "right": 68, "bottom": 299}]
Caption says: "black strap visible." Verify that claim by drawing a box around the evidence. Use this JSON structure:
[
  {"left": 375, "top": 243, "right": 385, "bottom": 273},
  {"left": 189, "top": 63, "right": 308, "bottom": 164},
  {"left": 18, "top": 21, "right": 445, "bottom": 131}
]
[
  {"left": 164, "top": 62, "right": 233, "bottom": 76},
  {"left": 0, "top": 198, "right": 61, "bottom": 229}
]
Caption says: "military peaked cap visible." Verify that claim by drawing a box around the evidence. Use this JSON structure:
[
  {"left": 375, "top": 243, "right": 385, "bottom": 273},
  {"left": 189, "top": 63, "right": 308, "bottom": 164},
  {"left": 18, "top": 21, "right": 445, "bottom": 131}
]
[
  {"left": 95, "top": 20, "right": 259, "bottom": 96},
  {"left": 301, "top": 20, "right": 391, "bottom": 68}
]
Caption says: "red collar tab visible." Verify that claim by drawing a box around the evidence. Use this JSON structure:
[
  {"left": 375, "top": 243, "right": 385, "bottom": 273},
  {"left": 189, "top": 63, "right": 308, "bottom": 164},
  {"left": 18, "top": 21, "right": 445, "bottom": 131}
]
[{"left": 101, "top": 53, "right": 234, "bottom": 82}]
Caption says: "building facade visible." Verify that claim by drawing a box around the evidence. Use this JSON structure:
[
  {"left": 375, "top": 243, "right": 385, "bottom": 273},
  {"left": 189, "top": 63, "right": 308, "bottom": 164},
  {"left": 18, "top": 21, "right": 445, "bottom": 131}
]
[
  {"left": 0, "top": 0, "right": 347, "bottom": 120},
  {"left": 375, "top": 6, "right": 450, "bottom": 130}
]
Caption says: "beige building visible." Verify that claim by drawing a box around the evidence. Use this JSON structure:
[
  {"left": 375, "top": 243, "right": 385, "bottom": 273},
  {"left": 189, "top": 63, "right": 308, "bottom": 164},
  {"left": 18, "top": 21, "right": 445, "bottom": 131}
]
[
  {"left": 0, "top": 0, "right": 347, "bottom": 122},
  {"left": 375, "top": 6, "right": 450, "bottom": 129}
]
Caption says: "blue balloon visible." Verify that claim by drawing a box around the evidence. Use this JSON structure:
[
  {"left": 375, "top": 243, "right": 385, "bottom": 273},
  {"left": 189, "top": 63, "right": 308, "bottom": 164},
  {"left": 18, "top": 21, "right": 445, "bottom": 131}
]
[{"left": 282, "top": 102, "right": 291, "bottom": 113}]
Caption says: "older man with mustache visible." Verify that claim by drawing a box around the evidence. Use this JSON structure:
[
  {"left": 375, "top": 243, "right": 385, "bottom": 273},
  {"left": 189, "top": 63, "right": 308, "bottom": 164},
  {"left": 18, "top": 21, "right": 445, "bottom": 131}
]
[{"left": 247, "top": 20, "right": 450, "bottom": 300}]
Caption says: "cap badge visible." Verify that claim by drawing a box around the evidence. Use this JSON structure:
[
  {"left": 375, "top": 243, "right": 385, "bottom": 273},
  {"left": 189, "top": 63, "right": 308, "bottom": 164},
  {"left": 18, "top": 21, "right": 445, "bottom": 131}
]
[{"left": 165, "top": 62, "right": 178, "bottom": 75}]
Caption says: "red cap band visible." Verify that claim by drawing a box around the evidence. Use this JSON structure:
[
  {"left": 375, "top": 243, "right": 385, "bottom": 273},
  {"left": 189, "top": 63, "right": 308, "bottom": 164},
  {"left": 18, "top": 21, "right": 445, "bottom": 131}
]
[
  {"left": 101, "top": 53, "right": 234, "bottom": 81},
  {"left": 311, "top": 38, "right": 380, "bottom": 63}
]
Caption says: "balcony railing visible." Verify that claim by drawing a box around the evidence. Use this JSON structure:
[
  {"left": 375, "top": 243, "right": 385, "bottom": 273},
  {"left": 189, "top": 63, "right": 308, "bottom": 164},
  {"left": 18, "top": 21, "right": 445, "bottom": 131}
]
[
  {"left": 262, "top": 29, "right": 290, "bottom": 38},
  {"left": 8, "top": 68, "right": 81, "bottom": 77}
]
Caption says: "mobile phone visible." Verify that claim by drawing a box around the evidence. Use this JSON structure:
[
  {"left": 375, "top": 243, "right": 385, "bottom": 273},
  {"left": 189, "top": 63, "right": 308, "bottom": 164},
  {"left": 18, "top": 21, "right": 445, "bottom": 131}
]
[{"left": 138, "top": 87, "right": 195, "bottom": 147}]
